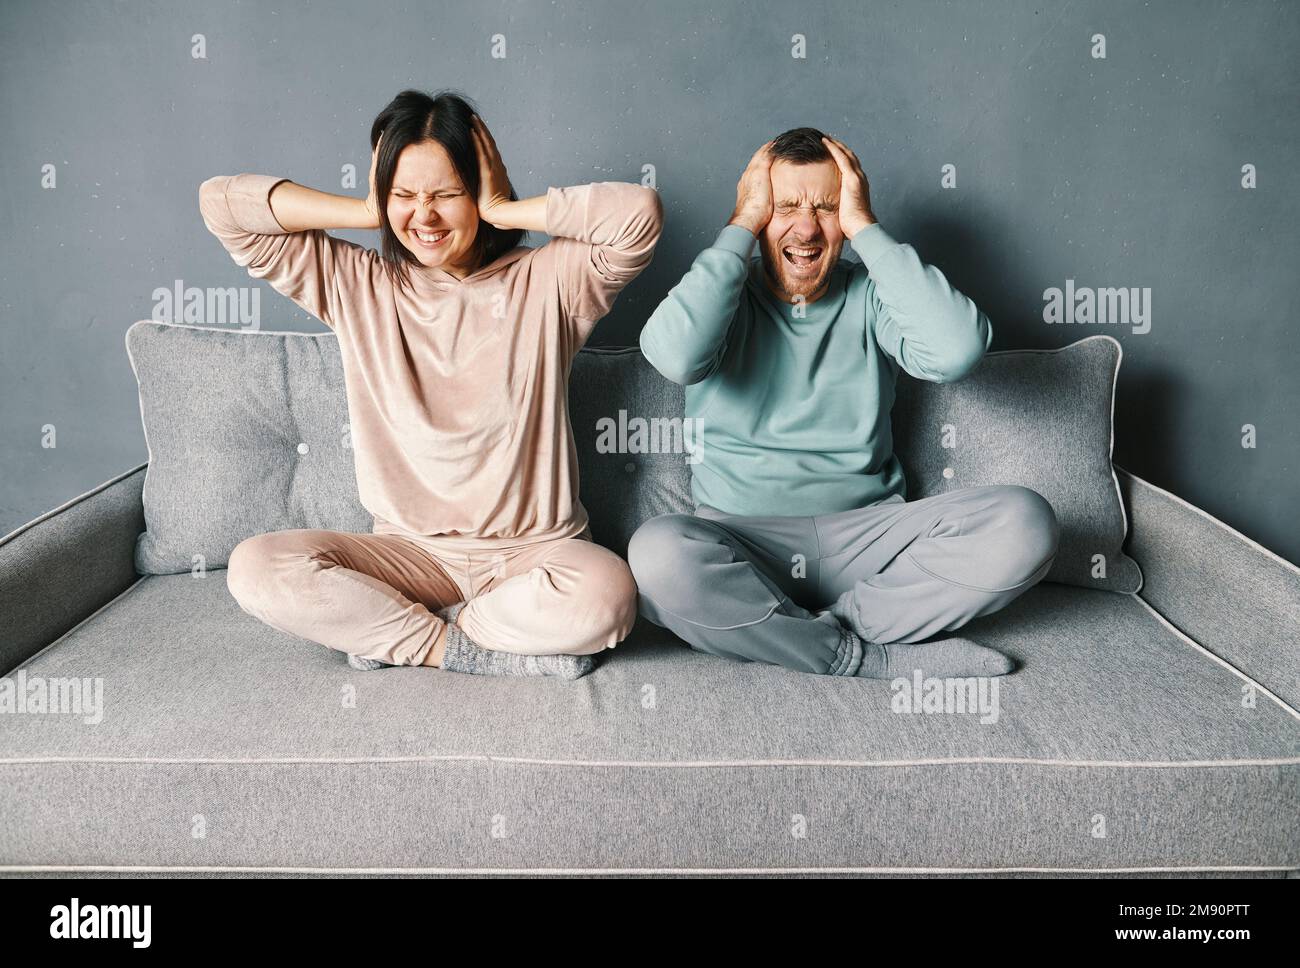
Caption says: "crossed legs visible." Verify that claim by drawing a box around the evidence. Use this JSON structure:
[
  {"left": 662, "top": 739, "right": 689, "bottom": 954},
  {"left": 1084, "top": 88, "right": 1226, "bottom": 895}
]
[
  {"left": 226, "top": 528, "right": 637, "bottom": 667},
  {"left": 628, "top": 485, "right": 1060, "bottom": 677},
  {"left": 225, "top": 484, "right": 1057, "bottom": 677}
]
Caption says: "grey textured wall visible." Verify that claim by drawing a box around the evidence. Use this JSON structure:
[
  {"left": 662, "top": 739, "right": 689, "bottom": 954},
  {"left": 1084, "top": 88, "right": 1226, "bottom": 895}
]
[{"left": 2, "top": 0, "right": 1297, "bottom": 564}]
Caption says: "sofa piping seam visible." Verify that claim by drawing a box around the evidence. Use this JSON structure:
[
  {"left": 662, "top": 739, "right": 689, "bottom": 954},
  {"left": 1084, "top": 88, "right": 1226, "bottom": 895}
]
[
  {"left": 4, "top": 576, "right": 151, "bottom": 677},
  {"left": 0, "top": 864, "right": 1294, "bottom": 876},
  {"left": 3, "top": 754, "right": 1296, "bottom": 768},
  {"left": 1131, "top": 591, "right": 1300, "bottom": 723},
  {"left": 0, "top": 463, "right": 147, "bottom": 549},
  {"left": 1116, "top": 466, "right": 1300, "bottom": 577}
]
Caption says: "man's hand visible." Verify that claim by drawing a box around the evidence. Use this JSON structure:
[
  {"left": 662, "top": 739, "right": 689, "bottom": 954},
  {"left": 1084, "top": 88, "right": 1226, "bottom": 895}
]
[
  {"left": 728, "top": 140, "right": 776, "bottom": 235},
  {"left": 821, "top": 135, "right": 877, "bottom": 238},
  {"left": 471, "top": 113, "right": 515, "bottom": 229}
]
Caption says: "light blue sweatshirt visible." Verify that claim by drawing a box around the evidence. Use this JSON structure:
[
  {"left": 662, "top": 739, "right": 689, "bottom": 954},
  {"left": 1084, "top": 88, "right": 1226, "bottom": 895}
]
[{"left": 639, "top": 222, "right": 993, "bottom": 516}]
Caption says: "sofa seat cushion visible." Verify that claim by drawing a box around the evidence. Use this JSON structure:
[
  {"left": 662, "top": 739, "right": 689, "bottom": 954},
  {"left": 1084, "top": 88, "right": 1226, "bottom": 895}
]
[{"left": 1, "top": 575, "right": 1295, "bottom": 874}]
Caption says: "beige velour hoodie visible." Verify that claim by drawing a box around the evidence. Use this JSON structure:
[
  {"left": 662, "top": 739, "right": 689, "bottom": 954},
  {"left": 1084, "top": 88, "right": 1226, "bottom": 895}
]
[{"left": 199, "top": 173, "right": 663, "bottom": 545}]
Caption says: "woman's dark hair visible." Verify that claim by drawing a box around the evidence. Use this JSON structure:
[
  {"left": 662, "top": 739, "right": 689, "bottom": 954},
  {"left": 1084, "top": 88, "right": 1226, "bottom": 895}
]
[{"left": 369, "top": 89, "right": 524, "bottom": 288}]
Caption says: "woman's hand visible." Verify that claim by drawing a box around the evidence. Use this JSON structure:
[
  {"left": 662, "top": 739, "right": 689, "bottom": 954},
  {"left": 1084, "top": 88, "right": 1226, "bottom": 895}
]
[
  {"left": 363, "top": 131, "right": 383, "bottom": 229},
  {"left": 472, "top": 113, "right": 515, "bottom": 229}
]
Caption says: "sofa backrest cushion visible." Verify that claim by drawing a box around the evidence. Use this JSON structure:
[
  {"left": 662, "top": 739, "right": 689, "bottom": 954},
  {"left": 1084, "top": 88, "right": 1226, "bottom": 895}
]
[
  {"left": 892, "top": 334, "right": 1140, "bottom": 592},
  {"left": 127, "top": 321, "right": 1138, "bottom": 592},
  {"left": 128, "top": 322, "right": 374, "bottom": 575}
]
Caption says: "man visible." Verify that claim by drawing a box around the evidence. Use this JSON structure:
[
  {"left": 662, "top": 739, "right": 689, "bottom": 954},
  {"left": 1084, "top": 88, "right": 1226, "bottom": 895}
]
[{"left": 629, "top": 128, "right": 1059, "bottom": 679}]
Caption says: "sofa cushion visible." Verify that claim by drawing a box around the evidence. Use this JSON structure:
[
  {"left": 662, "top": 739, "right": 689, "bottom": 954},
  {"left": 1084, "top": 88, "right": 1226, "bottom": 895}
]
[
  {"left": 892, "top": 335, "right": 1141, "bottom": 592},
  {"left": 565, "top": 348, "right": 693, "bottom": 559},
  {"left": 126, "top": 321, "right": 695, "bottom": 572},
  {"left": 1, "top": 571, "right": 1295, "bottom": 873},
  {"left": 127, "top": 321, "right": 1137, "bottom": 592}
]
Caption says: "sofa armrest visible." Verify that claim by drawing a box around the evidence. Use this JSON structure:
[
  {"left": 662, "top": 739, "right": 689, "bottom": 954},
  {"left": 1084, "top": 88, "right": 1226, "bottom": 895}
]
[
  {"left": 0, "top": 463, "right": 147, "bottom": 674},
  {"left": 1117, "top": 465, "right": 1300, "bottom": 712}
]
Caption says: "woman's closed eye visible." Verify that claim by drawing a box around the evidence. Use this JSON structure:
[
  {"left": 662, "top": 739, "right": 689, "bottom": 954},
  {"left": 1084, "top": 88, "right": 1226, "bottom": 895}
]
[{"left": 393, "top": 190, "right": 463, "bottom": 200}]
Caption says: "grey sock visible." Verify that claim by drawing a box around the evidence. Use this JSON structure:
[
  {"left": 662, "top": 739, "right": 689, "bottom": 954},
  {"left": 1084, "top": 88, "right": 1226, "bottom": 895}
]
[
  {"left": 852, "top": 630, "right": 1015, "bottom": 679},
  {"left": 435, "top": 602, "right": 595, "bottom": 681},
  {"left": 819, "top": 608, "right": 1015, "bottom": 679},
  {"left": 346, "top": 652, "right": 396, "bottom": 671}
]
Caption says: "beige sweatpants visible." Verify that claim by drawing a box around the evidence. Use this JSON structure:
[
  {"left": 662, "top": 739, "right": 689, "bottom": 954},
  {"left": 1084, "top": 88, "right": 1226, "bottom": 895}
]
[{"left": 225, "top": 519, "right": 638, "bottom": 666}]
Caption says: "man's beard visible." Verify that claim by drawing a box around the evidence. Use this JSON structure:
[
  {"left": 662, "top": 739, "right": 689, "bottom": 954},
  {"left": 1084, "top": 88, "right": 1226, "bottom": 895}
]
[{"left": 759, "top": 238, "right": 834, "bottom": 301}]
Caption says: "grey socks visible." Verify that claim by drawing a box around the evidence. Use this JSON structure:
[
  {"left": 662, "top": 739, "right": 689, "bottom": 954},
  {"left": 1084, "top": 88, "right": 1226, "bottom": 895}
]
[
  {"left": 825, "top": 617, "right": 1015, "bottom": 679},
  {"left": 347, "top": 652, "right": 395, "bottom": 671},
  {"left": 435, "top": 602, "right": 596, "bottom": 680},
  {"left": 342, "top": 602, "right": 595, "bottom": 679}
]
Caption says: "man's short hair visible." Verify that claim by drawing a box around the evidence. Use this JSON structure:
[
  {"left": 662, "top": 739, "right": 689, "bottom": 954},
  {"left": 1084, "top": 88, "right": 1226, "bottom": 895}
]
[{"left": 769, "top": 127, "right": 832, "bottom": 164}]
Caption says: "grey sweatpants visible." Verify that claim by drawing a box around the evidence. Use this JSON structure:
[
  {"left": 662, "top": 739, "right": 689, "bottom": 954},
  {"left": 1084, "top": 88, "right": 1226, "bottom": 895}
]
[{"left": 627, "top": 485, "right": 1060, "bottom": 676}]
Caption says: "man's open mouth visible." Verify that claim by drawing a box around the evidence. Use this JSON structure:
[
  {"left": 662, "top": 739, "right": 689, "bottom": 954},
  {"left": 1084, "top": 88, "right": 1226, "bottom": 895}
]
[{"left": 783, "top": 245, "right": 822, "bottom": 271}]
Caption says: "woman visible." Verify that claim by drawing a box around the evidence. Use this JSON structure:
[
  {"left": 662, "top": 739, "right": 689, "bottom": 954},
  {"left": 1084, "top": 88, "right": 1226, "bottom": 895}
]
[{"left": 202, "top": 89, "right": 663, "bottom": 679}]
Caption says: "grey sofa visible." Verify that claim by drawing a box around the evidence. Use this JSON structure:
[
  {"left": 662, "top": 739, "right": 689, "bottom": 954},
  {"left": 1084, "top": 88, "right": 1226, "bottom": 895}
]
[{"left": 1, "top": 326, "right": 1297, "bottom": 878}]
